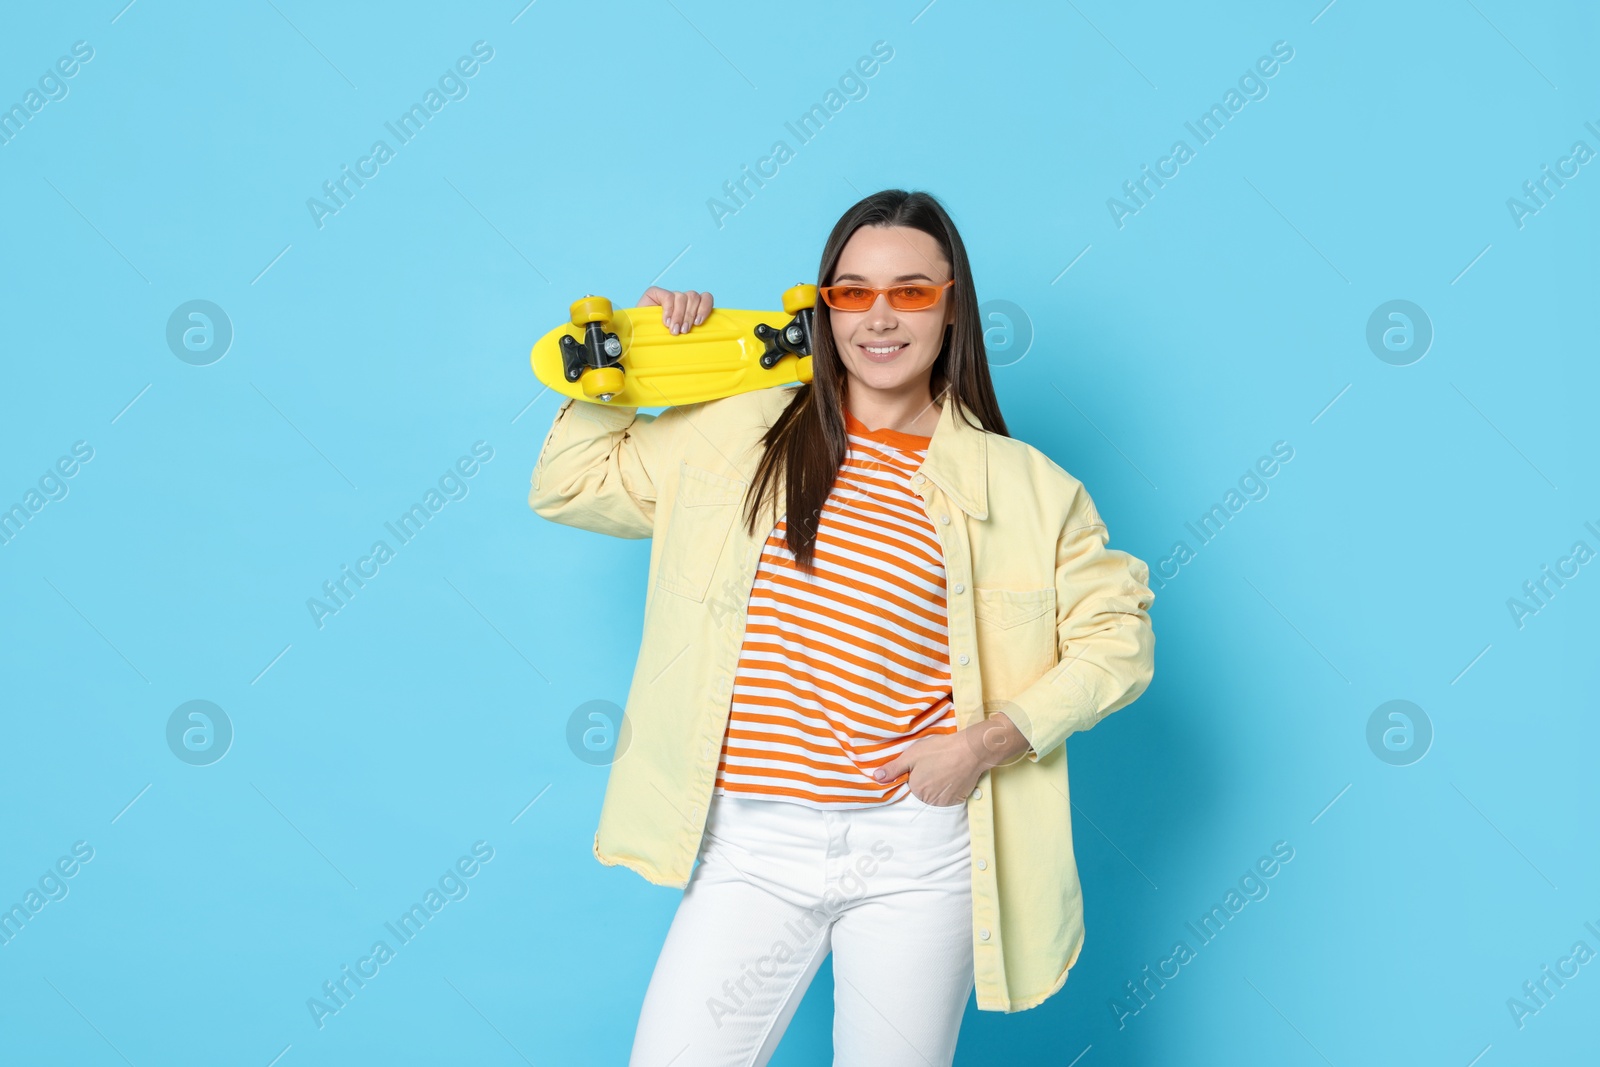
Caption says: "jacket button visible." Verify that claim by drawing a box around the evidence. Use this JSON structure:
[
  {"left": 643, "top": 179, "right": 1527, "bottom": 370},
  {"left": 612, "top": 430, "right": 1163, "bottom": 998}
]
[
  {"left": 979, "top": 928, "right": 991, "bottom": 941},
  {"left": 977, "top": 858, "right": 987, "bottom": 871},
  {"left": 953, "top": 583, "right": 964, "bottom": 594},
  {"left": 914, "top": 474, "right": 926, "bottom": 484},
  {"left": 939, "top": 514, "right": 950, "bottom": 524},
  {"left": 958, "top": 654, "right": 970, "bottom": 666},
  {"left": 972, "top": 787, "right": 982, "bottom": 799}
]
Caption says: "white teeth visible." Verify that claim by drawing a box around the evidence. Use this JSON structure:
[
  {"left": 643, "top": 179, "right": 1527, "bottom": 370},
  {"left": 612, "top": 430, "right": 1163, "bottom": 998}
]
[{"left": 863, "top": 344, "right": 904, "bottom": 354}]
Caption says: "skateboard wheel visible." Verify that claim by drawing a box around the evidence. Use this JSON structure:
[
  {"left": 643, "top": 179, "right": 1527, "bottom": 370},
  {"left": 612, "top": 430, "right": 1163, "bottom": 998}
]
[
  {"left": 580, "top": 366, "right": 625, "bottom": 399},
  {"left": 782, "top": 284, "right": 818, "bottom": 315},
  {"left": 570, "top": 296, "right": 613, "bottom": 327},
  {"left": 797, "top": 355, "right": 813, "bottom": 384}
]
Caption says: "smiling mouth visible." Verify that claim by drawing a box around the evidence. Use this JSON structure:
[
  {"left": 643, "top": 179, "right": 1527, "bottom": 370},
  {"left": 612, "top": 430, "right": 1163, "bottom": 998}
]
[{"left": 859, "top": 342, "right": 907, "bottom": 359}]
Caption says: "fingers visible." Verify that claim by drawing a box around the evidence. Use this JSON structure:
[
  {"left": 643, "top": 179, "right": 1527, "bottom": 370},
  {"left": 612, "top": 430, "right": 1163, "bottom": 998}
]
[
  {"left": 690, "top": 290, "right": 714, "bottom": 328},
  {"left": 672, "top": 291, "right": 702, "bottom": 335},
  {"left": 639, "top": 289, "right": 715, "bottom": 334}
]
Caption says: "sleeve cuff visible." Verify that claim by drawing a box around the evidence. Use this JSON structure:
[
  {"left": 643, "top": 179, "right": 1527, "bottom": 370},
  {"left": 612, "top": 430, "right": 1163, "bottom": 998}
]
[{"left": 571, "top": 398, "right": 639, "bottom": 429}]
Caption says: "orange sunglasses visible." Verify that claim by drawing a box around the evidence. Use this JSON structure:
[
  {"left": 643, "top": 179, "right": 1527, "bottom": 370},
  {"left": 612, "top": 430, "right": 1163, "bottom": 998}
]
[{"left": 819, "top": 279, "right": 954, "bottom": 312}]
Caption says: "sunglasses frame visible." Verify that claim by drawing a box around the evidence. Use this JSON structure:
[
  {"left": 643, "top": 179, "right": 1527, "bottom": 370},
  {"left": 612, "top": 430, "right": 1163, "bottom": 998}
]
[{"left": 818, "top": 279, "right": 955, "bottom": 312}]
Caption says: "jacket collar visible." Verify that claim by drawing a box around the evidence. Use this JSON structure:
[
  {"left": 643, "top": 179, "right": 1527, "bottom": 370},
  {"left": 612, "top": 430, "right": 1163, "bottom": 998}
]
[
  {"left": 757, "top": 386, "right": 991, "bottom": 521},
  {"left": 918, "top": 392, "right": 990, "bottom": 521}
]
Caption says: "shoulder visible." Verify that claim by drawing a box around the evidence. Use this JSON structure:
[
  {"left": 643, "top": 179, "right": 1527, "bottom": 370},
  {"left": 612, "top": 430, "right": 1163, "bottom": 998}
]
[
  {"left": 972, "top": 411, "right": 1080, "bottom": 490},
  {"left": 655, "top": 383, "right": 800, "bottom": 430},
  {"left": 978, "top": 416, "right": 1098, "bottom": 521},
  {"left": 648, "top": 385, "right": 801, "bottom": 479}
]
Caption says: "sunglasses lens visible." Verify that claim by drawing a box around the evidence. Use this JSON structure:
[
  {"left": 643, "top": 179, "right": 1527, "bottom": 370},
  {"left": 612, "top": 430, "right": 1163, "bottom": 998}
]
[
  {"left": 820, "top": 283, "right": 948, "bottom": 311},
  {"left": 888, "top": 286, "right": 938, "bottom": 310},
  {"left": 823, "top": 286, "right": 873, "bottom": 310}
]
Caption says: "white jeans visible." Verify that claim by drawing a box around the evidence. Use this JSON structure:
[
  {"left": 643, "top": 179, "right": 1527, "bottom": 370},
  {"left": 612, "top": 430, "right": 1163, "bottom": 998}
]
[{"left": 628, "top": 791, "right": 974, "bottom": 1067}]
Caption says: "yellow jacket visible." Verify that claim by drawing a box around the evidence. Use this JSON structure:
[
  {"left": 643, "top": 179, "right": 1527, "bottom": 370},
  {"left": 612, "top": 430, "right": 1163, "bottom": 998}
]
[{"left": 529, "top": 385, "right": 1156, "bottom": 1012}]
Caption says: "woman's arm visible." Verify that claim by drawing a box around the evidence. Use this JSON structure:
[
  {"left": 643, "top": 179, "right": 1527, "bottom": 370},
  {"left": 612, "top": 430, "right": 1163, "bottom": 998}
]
[
  {"left": 527, "top": 287, "right": 714, "bottom": 539},
  {"left": 873, "top": 479, "right": 1155, "bottom": 802},
  {"left": 528, "top": 399, "right": 670, "bottom": 538},
  {"left": 1001, "top": 481, "right": 1157, "bottom": 763}
]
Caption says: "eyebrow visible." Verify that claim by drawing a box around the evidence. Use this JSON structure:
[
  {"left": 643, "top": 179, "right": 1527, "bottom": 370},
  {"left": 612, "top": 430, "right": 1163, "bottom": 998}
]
[{"left": 831, "top": 272, "right": 938, "bottom": 283}]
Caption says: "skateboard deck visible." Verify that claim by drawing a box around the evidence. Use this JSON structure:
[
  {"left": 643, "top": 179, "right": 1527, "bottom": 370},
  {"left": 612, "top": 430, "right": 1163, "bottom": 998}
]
[{"left": 531, "top": 285, "right": 817, "bottom": 407}]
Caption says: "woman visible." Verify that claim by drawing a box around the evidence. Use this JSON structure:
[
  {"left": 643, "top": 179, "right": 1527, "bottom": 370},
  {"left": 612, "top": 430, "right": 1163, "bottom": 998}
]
[{"left": 530, "top": 189, "right": 1156, "bottom": 1066}]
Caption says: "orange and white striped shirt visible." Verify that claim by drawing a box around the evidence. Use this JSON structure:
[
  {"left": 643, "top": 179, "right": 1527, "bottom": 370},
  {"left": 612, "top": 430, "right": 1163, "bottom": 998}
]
[{"left": 712, "top": 405, "right": 955, "bottom": 808}]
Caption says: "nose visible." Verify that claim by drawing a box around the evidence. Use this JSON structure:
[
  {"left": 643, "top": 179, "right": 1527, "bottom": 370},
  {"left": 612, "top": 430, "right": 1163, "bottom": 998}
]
[{"left": 865, "top": 292, "right": 898, "bottom": 327}]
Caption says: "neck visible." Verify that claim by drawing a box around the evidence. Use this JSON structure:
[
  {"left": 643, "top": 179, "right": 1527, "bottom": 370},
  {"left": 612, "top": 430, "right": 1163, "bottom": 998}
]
[{"left": 842, "top": 382, "right": 945, "bottom": 438}]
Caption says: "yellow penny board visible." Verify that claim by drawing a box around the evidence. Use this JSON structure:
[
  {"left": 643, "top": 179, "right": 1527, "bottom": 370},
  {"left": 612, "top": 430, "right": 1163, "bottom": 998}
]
[{"left": 530, "top": 286, "right": 816, "bottom": 408}]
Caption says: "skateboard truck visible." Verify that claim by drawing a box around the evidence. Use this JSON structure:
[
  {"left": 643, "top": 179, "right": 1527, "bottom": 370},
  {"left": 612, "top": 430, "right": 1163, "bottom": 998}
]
[
  {"left": 558, "top": 321, "right": 622, "bottom": 383},
  {"left": 560, "top": 295, "right": 627, "bottom": 400},
  {"left": 754, "top": 310, "right": 812, "bottom": 370},
  {"left": 755, "top": 285, "right": 817, "bottom": 370}
]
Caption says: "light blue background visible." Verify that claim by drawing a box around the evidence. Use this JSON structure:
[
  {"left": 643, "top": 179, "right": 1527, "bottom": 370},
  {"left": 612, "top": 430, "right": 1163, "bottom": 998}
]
[{"left": 1, "top": 1, "right": 1596, "bottom": 1064}]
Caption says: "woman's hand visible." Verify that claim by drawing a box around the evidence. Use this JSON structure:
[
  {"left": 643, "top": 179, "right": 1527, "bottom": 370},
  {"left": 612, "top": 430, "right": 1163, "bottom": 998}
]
[
  {"left": 872, "top": 731, "right": 983, "bottom": 806},
  {"left": 871, "top": 713, "right": 1034, "bottom": 805},
  {"left": 637, "top": 286, "right": 714, "bottom": 335}
]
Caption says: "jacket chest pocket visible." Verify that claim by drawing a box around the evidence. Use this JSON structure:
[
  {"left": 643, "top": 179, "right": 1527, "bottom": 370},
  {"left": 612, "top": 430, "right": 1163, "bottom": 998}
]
[
  {"left": 656, "top": 463, "right": 747, "bottom": 603},
  {"left": 972, "top": 586, "right": 1058, "bottom": 692}
]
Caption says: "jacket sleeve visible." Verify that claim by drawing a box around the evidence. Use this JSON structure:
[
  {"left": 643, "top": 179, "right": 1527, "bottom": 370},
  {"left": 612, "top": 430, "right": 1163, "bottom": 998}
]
[
  {"left": 528, "top": 397, "right": 680, "bottom": 540},
  {"left": 1003, "top": 481, "right": 1156, "bottom": 763}
]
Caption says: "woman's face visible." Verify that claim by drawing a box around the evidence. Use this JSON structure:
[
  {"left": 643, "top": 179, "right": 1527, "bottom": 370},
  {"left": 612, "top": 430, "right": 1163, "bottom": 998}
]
[{"left": 827, "top": 224, "right": 954, "bottom": 403}]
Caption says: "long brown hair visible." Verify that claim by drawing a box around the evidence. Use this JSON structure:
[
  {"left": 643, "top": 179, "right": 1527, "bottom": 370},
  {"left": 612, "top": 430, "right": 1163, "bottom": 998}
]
[{"left": 741, "top": 189, "right": 1010, "bottom": 573}]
